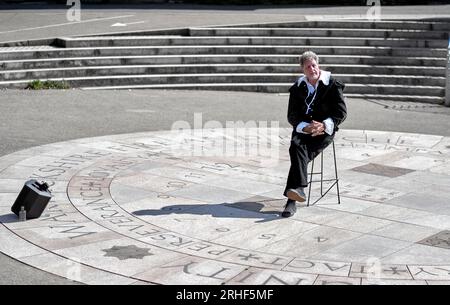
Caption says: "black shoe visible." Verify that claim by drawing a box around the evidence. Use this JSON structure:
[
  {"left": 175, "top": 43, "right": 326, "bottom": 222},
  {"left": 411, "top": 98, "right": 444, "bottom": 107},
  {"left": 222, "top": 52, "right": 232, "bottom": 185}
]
[
  {"left": 281, "top": 199, "right": 297, "bottom": 218},
  {"left": 286, "top": 187, "right": 306, "bottom": 202}
]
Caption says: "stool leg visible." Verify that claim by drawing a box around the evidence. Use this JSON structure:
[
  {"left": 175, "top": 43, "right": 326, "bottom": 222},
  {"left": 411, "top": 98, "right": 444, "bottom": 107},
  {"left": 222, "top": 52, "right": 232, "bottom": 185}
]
[
  {"left": 320, "top": 151, "right": 324, "bottom": 196},
  {"left": 307, "top": 157, "right": 314, "bottom": 207},
  {"left": 332, "top": 141, "right": 341, "bottom": 205}
]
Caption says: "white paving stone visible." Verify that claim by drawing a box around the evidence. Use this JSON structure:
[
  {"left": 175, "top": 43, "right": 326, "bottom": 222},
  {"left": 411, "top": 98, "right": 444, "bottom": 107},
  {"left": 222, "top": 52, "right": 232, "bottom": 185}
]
[
  {"left": 429, "top": 160, "right": 450, "bottom": 174},
  {"left": 0, "top": 165, "right": 42, "bottom": 180},
  {"left": 113, "top": 173, "right": 195, "bottom": 194},
  {"left": 11, "top": 221, "right": 121, "bottom": 251},
  {"left": 199, "top": 176, "right": 281, "bottom": 196},
  {"left": 212, "top": 218, "right": 318, "bottom": 251},
  {"left": 226, "top": 267, "right": 318, "bottom": 285},
  {"left": 409, "top": 265, "right": 450, "bottom": 281},
  {"left": 338, "top": 169, "right": 389, "bottom": 186},
  {"left": 109, "top": 184, "right": 159, "bottom": 205},
  {"left": 258, "top": 225, "right": 363, "bottom": 259},
  {"left": 336, "top": 147, "right": 390, "bottom": 162},
  {"left": 0, "top": 192, "right": 17, "bottom": 207},
  {"left": 120, "top": 192, "right": 208, "bottom": 214},
  {"left": 324, "top": 213, "right": 395, "bottom": 234},
  {"left": 20, "top": 252, "right": 137, "bottom": 285},
  {"left": 313, "top": 235, "right": 412, "bottom": 263},
  {"left": 349, "top": 263, "right": 413, "bottom": 280},
  {"left": 0, "top": 178, "right": 29, "bottom": 193},
  {"left": 178, "top": 241, "right": 237, "bottom": 260},
  {"left": 318, "top": 196, "right": 380, "bottom": 213},
  {"left": 167, "top": 184, "right": 253, "bottom": 204},
  {"left": 381, "top": 244, "right": 450, "bottom": 265},
  {"left": 291, "top": 205, "right": 349, "bottom": 225},
  {"left": 369, "top": 222, "right": 441, "bottom": 243},
  {"left": 142, "top": 164, "right": 225, "bottom": 184},
  {"left": 360, "top": 204, "right": 435, "bottom": 224},
  {"left": 0, "top": 224, "right": 48, "bottom": 259},
  {"left": 134, "top": 256, "right": 246, "bottom": 285},
  {"left": 136, "top": 204, "right": 270, "bottom": 242},
  {"left": 0, "top": 152, "right": 39, "bottom": 171},
  {"left": 283, "top": 258, "right": 351, "bottom": 277},
  {"left": 54, "top": 237, "right": 186, "bottom": 278},
  {"left": 386, "top": 155, "right": 447, "bottom": 171}
]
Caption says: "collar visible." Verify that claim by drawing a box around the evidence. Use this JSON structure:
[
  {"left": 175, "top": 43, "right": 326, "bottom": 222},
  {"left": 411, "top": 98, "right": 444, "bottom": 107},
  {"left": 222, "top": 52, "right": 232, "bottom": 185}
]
[{"left": 297, "top": 70, "right": 331, "bottom": 87}]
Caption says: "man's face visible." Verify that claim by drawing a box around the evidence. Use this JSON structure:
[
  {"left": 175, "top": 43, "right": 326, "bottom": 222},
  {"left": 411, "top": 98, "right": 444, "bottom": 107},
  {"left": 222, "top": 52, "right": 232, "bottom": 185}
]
[{"left": 302, "top": 59, "right": 320, "bottom": 82}]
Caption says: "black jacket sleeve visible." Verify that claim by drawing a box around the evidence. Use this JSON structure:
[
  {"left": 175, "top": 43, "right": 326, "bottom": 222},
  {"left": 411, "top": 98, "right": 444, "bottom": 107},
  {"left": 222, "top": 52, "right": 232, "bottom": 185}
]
[
  {"left": 328, "top": 80, "right": 347, "bottom": 130},
  {"left": 287, "top": 88, "right": 301, "bottom": 128},
  {"left": 287, "top": 84, "right": 307, "bottom": 128}
]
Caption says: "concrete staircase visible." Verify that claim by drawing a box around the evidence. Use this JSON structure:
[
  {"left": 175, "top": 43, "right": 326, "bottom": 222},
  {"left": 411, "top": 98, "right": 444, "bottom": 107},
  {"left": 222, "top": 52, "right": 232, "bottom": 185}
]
[{"left": 0, "top": 20, "right": 449, "bottom": 103}]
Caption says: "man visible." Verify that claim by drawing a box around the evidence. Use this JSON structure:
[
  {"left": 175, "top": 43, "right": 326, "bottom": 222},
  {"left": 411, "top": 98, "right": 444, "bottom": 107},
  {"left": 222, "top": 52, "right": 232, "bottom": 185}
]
[{"left": 282, "top": 51, "right": 347, "bottom": 217}]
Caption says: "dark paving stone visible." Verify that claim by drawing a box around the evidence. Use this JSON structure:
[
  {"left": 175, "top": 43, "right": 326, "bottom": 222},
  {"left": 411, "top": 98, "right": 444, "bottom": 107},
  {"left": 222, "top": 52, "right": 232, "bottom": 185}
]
[
  {"left": 418, "top": 230, "right": 450, "bottom": 250},
  {"left": 351, "top": 163, "right": 415, "bottom": 178}
]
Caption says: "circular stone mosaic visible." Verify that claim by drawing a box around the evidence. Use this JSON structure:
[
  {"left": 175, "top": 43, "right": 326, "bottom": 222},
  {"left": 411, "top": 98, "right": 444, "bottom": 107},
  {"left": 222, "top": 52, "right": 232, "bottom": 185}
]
[{"left": 1, "top": 128, "right": 450, "bottom": 285}]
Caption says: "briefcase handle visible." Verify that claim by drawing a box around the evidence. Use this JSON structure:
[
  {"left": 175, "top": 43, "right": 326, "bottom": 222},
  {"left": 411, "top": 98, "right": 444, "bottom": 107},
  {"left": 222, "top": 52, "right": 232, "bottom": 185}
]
[{"left": 32, "top": 181, "right": 51, "bottom": 193}]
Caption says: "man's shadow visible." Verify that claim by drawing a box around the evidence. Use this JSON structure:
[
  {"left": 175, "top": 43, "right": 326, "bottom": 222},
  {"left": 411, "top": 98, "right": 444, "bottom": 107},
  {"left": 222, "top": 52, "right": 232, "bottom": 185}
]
[
  {"left": 0, "top": 201, "right": 285, "bottom": 224},
  {"left": 133, "top": 200, "right": 284, "bottom": 223}
]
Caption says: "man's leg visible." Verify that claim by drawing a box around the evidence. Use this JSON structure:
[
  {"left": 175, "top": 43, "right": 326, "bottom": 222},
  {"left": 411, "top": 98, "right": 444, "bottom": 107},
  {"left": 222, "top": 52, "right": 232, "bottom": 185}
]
[
  {"left": 283, "top": 142, "right": 309, "bottom": 195},
  {"left": 283, "top": 134, "right": 334, "bottom": 205},
  {"left": 306, "top": 134, "right": 335, "bottom": 161}
]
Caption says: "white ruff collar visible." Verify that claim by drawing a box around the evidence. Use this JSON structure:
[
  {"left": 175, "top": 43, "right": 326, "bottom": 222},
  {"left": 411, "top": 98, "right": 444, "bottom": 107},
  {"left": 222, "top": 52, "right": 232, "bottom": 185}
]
[{"left": 297, "top": 70, "right": 331, "bottom": 87}]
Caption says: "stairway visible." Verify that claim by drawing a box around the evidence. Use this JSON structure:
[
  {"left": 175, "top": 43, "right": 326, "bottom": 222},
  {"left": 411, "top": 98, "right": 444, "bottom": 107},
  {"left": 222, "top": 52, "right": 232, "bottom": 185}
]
[{"left": 0, "top": 20, "right": 448, "bottom": 103}]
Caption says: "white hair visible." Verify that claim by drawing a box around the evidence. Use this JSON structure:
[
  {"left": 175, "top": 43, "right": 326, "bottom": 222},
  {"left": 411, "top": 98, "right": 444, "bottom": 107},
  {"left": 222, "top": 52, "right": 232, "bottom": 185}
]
[{"left": 299, "top": 51, "right": 319, "bottom": 68}]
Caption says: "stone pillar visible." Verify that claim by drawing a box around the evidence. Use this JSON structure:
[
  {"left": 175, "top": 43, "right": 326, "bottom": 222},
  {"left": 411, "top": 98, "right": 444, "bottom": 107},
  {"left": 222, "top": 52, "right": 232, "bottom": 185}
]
[{"left": 446, "top": 37, "right": 450, "bottom": 107}]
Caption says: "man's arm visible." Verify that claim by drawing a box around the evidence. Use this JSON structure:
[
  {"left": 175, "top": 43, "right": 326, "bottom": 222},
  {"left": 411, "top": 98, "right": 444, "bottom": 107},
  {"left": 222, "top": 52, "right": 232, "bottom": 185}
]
[
  {"left": 287, "top": 88, "right": 302, "bottom": 128},
  {"left": 328, "top": 80, "right": 347, "bottom": 130}
]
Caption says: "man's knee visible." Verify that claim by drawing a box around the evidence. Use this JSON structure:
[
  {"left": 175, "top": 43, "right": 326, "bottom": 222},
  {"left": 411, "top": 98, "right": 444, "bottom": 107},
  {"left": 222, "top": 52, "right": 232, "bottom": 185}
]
[{"left": 289, "top": 142, "right": 308, "bottom": 157}]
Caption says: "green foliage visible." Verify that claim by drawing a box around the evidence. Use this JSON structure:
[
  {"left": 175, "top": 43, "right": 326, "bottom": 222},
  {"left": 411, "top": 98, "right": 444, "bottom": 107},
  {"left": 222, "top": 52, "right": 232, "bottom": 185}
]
[{"left": 26, "top": 80, "right": 70, "bottom": 90}]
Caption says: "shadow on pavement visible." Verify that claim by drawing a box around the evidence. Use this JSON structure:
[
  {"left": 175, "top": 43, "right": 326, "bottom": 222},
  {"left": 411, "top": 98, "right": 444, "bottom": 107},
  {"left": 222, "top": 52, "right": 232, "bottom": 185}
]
[{"left": 133, "top": 200, "right": 282, "bottom": 223}]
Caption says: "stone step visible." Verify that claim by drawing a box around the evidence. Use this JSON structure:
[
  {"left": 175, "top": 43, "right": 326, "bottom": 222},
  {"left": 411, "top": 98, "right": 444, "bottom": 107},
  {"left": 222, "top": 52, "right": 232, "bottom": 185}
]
[
  {"left": 189, "top": 27, "right": 449, "bottom": 40},
  {"left": 0, "top": 45, "right": 446, "bottom": 61},
  {"left": 1, "top": 64, "right": 446, "bottom": 81},
  {"left": 82, "top": 85, "right": 440, "bottom": 104},
  {"left": 345, "top": 93, "right": 444, "bottom": 104},
  {"left": 0, "top": 74, "right": 444, "bottom": 95},
  {"left": 59, "top": 36, "right": 448, "bottom": 49},
  {"left": 347, "top": 83, "right": 444, "bottom": 96},
  {"left": 79, "top": 82, "right": 291, "bottom": 92},
  {"left": 240, "top": 20, "right": 450, "bottom": 31},
  {"left": 1, "top": 54, "right": 445, "bottom": 70}
]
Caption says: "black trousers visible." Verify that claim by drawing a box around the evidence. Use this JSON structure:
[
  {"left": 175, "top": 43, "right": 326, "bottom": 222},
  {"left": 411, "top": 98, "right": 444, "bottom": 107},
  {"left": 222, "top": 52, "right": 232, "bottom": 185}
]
[{"left": 283, "top": 131, "right": 334, "bottom": 197}]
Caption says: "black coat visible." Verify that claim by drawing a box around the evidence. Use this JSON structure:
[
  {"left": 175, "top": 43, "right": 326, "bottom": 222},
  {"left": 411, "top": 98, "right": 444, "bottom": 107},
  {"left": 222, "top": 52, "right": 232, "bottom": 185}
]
[{"left": 287, "top": 76, "right": 347, "bottom": 134}]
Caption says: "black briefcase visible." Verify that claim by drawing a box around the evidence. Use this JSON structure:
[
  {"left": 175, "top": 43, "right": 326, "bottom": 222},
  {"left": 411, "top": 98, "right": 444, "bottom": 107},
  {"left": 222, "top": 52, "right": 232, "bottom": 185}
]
[{"left": 11, "top": 180, "right": 52, "bottom": 220}]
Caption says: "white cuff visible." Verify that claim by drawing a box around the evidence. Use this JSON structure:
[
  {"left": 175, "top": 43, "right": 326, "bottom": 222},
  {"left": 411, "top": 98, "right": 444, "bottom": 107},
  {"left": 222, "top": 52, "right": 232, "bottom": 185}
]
[
  {"left": 296, "top": 122, "right": 310, "bottom": 134},
  {"left": 323, "top": 118, "right": 335, "bottom": 135}
]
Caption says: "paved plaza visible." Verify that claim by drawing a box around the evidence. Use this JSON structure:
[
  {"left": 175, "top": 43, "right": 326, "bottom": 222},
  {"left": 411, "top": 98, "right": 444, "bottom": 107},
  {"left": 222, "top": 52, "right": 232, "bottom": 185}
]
[
  {"left": 1, "top": 3, "right": 450, "bottom": 285},
  {"left": 1, "top": 127, "right": 450, "bottom": 285}
]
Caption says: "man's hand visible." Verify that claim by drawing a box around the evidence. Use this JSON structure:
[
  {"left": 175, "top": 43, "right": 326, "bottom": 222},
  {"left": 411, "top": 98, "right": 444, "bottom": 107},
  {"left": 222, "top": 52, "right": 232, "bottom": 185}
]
[{"left": 303, "top": 120, "right": 325, "bottom": 137}]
